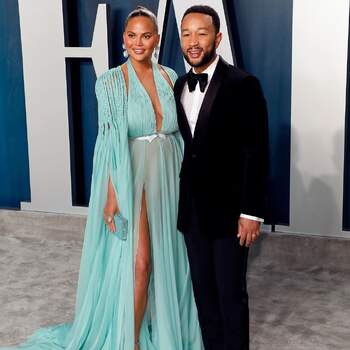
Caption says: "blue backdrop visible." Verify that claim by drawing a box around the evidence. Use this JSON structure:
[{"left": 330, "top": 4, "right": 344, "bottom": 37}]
[
  {"left": 0, "top": 0, "right": 30, "bottom": 209},
  {"left": 2, "top": 0, "right": 348, "bottom": 230}
]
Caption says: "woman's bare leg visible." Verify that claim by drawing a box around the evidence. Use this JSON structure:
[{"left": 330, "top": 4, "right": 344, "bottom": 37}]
[{"left": 134, "top": 190, "right": 151, "bottom": 349}]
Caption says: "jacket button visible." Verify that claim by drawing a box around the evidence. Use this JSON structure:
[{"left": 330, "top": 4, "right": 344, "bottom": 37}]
[{"left": 192, "top": 154, "right": 197, "bottom": 159}]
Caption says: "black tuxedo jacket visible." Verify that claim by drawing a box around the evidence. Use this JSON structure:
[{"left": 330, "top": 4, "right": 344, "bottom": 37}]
[{"left": 174, "top": 57, "right": 269, "bottom": 237}]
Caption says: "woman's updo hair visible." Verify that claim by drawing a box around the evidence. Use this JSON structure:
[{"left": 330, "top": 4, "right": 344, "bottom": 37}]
[{"left": 124, "top": 6, "right": 159, "bottom": 33}]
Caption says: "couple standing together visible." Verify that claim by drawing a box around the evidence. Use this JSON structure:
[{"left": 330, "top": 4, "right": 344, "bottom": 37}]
[{"left": 5, "top": 4, "right": 268, "bottom": 350}]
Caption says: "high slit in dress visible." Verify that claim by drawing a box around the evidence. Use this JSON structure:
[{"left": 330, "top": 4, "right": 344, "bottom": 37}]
[{"left": 1, "top": 59, "right": 203, "bottom": 350}]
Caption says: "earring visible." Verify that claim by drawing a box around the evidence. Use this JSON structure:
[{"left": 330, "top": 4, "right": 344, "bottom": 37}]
[
  {"left": 154, "top": 45, "right": 160, "bottom": 59},
  {"left": 122, "top": 44, "right": 129, "bottom": 58}
]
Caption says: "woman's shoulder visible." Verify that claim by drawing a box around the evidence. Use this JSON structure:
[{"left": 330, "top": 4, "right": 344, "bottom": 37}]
[
  {"left": 157, "top": 64, "right": 178, "bottom": 84},
  {"left": 96, "top": 66, "right": 122, "bottom": 84},
  {"left": 95, "top": 65, "right": 126, "bottom": 95}
]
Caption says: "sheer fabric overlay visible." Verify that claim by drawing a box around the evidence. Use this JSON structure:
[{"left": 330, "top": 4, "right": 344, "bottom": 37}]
[{"left": 1, "top": 60, "right": 203, "bottom": 350}]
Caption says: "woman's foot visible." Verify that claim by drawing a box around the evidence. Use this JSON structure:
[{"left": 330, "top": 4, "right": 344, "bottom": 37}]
[{"left": 135, "top": 340, "right": 140, "bottom": 350}]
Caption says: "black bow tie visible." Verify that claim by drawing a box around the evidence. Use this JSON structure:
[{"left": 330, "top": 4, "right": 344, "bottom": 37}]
[{"left": 187, "top": 70, "right": 208, "bottom": 93}]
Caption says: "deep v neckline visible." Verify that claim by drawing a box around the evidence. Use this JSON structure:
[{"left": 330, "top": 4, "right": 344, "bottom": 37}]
[{"left": 127, "top": 59, "right": 164, "bottom": 133}]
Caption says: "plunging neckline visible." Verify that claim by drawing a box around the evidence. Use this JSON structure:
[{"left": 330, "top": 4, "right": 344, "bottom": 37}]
[{"left": 127, "top": 59, "right": 164, "bottom": 133}]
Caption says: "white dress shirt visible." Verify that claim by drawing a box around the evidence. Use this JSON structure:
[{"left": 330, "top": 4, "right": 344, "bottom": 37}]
[{"left": 180, "top": 55, "right": 264, "bottom": 223}]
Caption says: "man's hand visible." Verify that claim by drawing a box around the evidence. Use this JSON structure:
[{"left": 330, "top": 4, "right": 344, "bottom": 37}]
[{"left": 237, "top": 217, "right": 261, "bottom": 247}]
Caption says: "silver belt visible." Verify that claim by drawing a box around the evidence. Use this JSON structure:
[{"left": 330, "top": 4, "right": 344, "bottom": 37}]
[{"left": 133, "top": 133, "right": 167, "bottom": 143}]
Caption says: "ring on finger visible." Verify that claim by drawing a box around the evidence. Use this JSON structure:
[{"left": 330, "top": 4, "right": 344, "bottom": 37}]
[{"left": 106, "top": 215, "right": 113, "bottom": 224}]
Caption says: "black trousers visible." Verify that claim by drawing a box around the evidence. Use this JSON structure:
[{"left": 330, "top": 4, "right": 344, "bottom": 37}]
[{"left": 183, "top": 202, "right": 250, "bottom": 350}]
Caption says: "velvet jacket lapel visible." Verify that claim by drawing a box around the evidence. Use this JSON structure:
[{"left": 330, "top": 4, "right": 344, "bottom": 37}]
[
  {"left": 192, "top": 58, "right": 227, "bottom": 146},
  {"left": 174, "top": 74, "right": 192, "bottom": 143}
]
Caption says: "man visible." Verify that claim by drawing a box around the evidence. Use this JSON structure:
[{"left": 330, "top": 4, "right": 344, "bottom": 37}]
[{"left": 174, "top": 5, "right": 268, "bottom": 350}]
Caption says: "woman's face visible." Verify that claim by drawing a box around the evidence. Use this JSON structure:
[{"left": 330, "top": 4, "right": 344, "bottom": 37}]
[{"left": 123, "top": 16, "right": 159, "bottom": 63}]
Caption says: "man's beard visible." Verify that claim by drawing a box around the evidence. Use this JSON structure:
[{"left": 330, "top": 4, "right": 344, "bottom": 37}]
[{"left": 183, "top": 42, "right": 216, "bottom": 68}]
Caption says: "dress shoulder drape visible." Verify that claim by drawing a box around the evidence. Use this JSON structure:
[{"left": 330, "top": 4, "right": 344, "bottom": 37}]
[{"left": 1, "top": 64, "right": 203, "bottom": 350}]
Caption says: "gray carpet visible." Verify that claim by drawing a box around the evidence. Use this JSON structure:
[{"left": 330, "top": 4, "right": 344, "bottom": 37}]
[{"left": 0, "top": 210, "right": 350, "bottom": 349}]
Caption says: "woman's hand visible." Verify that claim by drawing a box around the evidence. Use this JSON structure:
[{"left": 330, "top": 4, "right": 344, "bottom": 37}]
[{"left": 103, "top": 177, "right": 120, "bottom": 233}]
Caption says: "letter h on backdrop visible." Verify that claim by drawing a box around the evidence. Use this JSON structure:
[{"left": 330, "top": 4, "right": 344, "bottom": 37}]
[{"left": 18, "top": 0, "right": 234, "bottom": 215}]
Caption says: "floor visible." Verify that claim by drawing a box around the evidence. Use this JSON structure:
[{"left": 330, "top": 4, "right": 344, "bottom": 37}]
[{"left": 0, "top": 211, "right": 350, "bottom": 349}]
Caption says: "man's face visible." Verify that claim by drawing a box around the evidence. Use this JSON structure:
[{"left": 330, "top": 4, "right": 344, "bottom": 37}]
[{"left": 180, "top": 12, "right": 222, "bottom": 70}]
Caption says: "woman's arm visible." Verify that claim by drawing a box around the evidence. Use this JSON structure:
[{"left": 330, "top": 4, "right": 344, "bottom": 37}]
[{"left": 103, "top": 176, "right": 120, "bottom": 233}]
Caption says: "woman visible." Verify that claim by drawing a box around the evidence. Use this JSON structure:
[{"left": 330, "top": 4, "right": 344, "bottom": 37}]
[{"left": 2, "top": 6, "right": 203, "bottom": 350}]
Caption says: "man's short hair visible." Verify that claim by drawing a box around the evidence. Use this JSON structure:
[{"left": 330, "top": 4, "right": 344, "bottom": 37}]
[{"left": 182, "top": 5, "right": 220, "bottom": 34}]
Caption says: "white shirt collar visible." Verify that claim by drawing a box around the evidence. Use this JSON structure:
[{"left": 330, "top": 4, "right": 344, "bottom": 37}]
[{"left": 192, "top": 54, "right": 220, "bottom": 83}]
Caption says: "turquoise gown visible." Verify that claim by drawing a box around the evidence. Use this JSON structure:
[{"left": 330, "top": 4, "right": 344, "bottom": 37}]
[{"left": 1, "top": 59, "right": 203, "bottom": 349}]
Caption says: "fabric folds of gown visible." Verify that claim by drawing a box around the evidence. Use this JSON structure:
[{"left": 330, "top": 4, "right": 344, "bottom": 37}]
[{"left": 1, "top": 59, "right": 203, "bottom": 350}]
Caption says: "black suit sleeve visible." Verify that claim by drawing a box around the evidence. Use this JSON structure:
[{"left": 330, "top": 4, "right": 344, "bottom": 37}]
[{"left": 237, "top": 76, "right": 269, "bottom": 219}]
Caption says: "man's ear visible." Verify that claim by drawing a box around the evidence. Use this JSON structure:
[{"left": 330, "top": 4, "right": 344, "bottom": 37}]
[{"left": 215, "top": 32, "right": 222, "bottom": 49}]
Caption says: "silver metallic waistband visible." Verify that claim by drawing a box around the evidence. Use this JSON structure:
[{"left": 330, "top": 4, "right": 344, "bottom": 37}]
[{"left": 132, "top": 133, "right": 167, "bottom": 143}]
